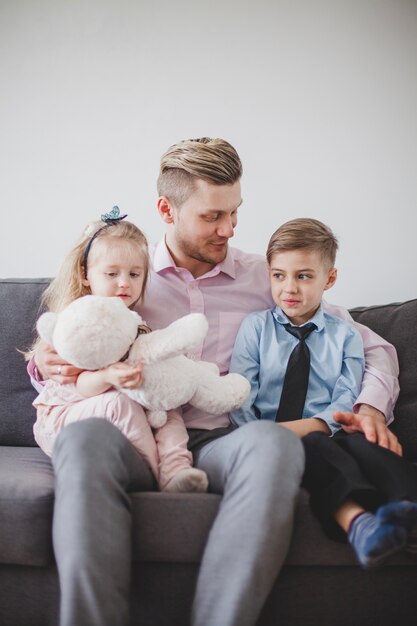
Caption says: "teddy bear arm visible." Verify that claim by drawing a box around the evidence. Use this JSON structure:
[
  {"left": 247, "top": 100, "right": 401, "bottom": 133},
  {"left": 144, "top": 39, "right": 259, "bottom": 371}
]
[
  {"left": 195, "top": 361, "right": 220, "bottom": 375},
  {"left": 36, "top": 311, "right": 58, "bottom": 346},
  {"left": 190, "top": 371, "right": 251, "bottom": 415},
  {"left": 128, "top": 314, "right": 208, "bottom": 365}
]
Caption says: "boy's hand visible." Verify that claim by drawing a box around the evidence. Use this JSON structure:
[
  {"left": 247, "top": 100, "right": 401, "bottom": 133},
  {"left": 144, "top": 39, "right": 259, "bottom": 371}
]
[
  {"left": 333, "top": 406, "right": 402, "bottom": 456},
  {"left": 103, "top": 362, "right": 143, "bottom": 389},
  {"left": 35, "top": 340, "right": 83, "bottom": 384}
]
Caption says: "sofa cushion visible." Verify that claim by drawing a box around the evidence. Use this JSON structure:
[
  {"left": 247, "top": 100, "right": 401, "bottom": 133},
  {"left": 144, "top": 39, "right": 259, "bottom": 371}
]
[
  {"left": 131, "top": 489, "right": 417, "bottom": 567},
  {"left": 2, "top": 448, "right": 415, "bottom": 569},
  {"left": 349, "top": 299, "right": 417, "bottom": 460},
  {"left": 0, "top": 447, "right": 54, "bottom": 566},
  {"left": 0, "top": 279, "right": 49, "bottom": 446}
]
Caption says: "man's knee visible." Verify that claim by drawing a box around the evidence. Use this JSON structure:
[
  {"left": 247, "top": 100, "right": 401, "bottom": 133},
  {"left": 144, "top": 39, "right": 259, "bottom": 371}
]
[
  {"left": 54, "top": 418, "right": 124, "bottom": 455},
  {"left": 231, "top": 421, "right": 305, "bottom": 476},
  {"left": 53, "top": 419, "right": 156, "bottom": 492},
  {"left": 52, "top": 419, "right": 130, "bottom": 478},
  {"left": 240, "top": 420, "right": 303, "bottom": 451}
]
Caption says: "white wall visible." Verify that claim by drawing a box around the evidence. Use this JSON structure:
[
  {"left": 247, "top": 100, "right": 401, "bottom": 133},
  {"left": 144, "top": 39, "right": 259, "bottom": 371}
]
[{"left": 1, "top": 0, "right": 416, "bottom": 307}]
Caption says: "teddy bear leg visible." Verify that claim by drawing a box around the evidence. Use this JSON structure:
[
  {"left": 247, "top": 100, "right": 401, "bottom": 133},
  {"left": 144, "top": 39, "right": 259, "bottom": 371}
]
[
  {"left": 163, "top": 468, "right": 209, "bottom": 493},
  {"left": 146, "top": 409, "right": 168, "bottom": 428}
]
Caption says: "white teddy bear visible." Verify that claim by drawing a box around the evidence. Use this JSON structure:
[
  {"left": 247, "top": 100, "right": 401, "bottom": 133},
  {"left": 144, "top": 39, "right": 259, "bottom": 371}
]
[{"left": 37, "top": 295, "right": 250, "bottom": 428}]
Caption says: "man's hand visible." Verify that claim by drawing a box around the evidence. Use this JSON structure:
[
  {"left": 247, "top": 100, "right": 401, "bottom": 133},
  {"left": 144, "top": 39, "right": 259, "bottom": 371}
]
[
  {"left": 103, "top": 362, "right": 143, "bottom": 389},
  {"left": 34, "top": 339, "right": 83, "bottom": 384},
  {"left": 333, "top": 404, "right": 402, "bottom": 456}
]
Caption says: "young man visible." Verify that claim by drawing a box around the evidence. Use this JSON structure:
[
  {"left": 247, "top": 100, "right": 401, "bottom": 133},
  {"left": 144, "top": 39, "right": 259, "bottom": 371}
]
[{"left": 32, "top": 138, "right": 400, "bottom": 626}]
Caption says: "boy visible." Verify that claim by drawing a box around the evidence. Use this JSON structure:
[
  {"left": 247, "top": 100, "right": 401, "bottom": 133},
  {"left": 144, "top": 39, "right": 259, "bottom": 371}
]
[{"left": 230, "top": 217, "right": 417, "bottom": 568}]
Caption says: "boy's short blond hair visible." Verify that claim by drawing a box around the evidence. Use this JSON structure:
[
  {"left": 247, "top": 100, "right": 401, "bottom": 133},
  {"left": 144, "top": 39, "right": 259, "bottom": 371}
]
[
  {"left": 157, "top": 137, "right": 242, "bottom": 207},
  {"left": 267, "top": 218, "right": 338, "bottom": 268}
]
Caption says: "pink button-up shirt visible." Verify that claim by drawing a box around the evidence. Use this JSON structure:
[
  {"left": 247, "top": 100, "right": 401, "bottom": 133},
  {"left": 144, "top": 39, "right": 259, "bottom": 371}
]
[
  {"left": 137, "top": 239, "right": 399, "bottom": 429},
  {"left": 29, "top": 238, "right": 399, "bottom": 430}
]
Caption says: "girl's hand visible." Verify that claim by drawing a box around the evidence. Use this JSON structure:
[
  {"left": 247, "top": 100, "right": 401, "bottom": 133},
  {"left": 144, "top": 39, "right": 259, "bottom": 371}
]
[{"left": 103, "top": 362, "right": 143, "bottom": 389}]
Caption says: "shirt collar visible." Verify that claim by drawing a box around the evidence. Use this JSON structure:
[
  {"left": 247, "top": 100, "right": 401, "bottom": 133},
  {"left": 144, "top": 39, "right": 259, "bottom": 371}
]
[
  {"left": 273, "top": 303, "right": 325, "bottom": 331},
  {"left": 152, "top": 238, "right": 177, "bottom": 272},
  {"left": 152, "top": 238, "right": 236, "bottom": 279}
]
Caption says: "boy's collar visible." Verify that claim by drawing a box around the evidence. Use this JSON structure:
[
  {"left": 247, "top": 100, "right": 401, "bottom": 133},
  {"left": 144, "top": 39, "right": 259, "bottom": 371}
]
[{"left": 273, "top": 304, "right": 325, "bottom": 331}]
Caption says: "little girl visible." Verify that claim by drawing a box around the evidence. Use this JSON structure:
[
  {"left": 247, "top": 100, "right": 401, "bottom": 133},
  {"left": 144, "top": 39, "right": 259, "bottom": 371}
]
[{"left": 29, "top": 207, "right": 208, "bottom": 493}]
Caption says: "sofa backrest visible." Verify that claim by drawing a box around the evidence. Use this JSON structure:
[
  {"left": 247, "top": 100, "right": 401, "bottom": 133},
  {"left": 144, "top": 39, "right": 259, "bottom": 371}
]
[
  {"left": 350, "top": 300, "right": 417, "bottom": 460},
  {"left": 1, "top": 279, "right": 416, "bottom": 456},
  {"left": 0, "top": 279, "right": 49, "bottom": 445}
]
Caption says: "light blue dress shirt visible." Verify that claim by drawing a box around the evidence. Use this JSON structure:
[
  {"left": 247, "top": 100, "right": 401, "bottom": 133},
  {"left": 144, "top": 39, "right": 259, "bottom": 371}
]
[{"left": 229, "top": 305, "right": 365, "bottom": 435}]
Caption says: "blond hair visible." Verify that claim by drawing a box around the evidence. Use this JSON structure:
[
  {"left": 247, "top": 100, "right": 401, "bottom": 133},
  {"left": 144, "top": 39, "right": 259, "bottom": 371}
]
[
  {"left": 157, "top": 137, "right": 242, "bottom": 206},
  {"left": 25, "top": 219, "right": 149, "bottom": 359},
  {"left": 267, "top": 218, "right": 338, "bottom": 268}
]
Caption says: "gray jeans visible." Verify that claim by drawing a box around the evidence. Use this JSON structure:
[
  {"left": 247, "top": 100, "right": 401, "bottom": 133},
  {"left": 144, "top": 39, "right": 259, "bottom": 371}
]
[{"left": 52, "top": 419, "right": 304, "bottom": 626}]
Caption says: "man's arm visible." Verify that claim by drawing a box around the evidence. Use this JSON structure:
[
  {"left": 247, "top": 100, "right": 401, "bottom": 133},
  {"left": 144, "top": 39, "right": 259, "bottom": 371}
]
[{"left": 323, "top": 301, "right": 399, "bottom": 424}]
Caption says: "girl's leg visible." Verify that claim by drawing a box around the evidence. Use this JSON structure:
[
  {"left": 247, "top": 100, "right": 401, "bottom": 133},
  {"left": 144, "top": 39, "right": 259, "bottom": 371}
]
[
  {"left": 154, "top": 409, "right": 208, "bottom": 492},
  {"left": 35, "top": 391, "right": 159, "bottom": 479},
  {"left": 33, "top": 405, "right": 60, "bottom": 456}
]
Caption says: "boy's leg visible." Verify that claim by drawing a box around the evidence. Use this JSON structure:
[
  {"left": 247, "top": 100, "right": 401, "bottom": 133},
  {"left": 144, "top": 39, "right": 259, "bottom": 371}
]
[
  {"left": 52, "top": 419, "right": 156, "bottom": 626},
  {"left": 338, "top": 432, "right": 417, "bottom": 501},
  {"left": 302, "top": 431, "right": 408, "bottom": 567},
  {"left": 339, "top": 432, "right": 417, "bottom": 554},
  {"left": 191, "top": 421, "right": 305, "bottom": 626},
  {"left": 302, "top": 431, "right": 381, "bottom": 540}
]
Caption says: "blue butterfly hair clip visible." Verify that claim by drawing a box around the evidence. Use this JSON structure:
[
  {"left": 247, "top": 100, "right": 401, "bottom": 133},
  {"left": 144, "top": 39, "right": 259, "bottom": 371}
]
[
  {"left": 83, "top": 206, "right": 128, "bottom": 278},
  {"left": 101, "top": 206, "right": 128, "bottom": 222}
]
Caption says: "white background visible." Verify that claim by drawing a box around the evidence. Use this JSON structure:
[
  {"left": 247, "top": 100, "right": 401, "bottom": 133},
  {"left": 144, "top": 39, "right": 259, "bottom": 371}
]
[{"left": 1, "top": 0, "right": 416, "bottom": 308}]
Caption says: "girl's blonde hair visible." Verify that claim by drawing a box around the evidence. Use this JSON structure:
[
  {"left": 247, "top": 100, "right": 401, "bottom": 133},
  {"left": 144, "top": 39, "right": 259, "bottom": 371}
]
[{"left": 25, "top": 218, "right": 149, "bottom": 359}]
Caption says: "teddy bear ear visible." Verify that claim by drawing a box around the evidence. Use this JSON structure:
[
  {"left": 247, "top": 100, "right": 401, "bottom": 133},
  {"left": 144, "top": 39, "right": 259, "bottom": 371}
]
[{"left": 36, "top": 311, "right": 58, "bottom": 345}]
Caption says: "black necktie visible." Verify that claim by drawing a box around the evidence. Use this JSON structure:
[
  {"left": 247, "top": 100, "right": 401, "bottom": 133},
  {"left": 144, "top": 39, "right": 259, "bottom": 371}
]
[{"left": 275, "top": 322, "right": 316, "bottom": 422}]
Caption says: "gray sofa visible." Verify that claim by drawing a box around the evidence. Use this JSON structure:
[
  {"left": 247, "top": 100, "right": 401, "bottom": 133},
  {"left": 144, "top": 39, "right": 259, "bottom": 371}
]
[{"left": 1, "top": 278, "right": 417, "bottom": 626}]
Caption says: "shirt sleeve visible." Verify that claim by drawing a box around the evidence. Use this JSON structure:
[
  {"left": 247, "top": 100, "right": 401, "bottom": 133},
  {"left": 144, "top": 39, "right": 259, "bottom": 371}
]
[
  {"left": 313, "top": 327, "right": 365, "bottom": 436},
  {"left": 323, "top": 301, "right": 399, "bottom": 424},
  {"left": 229, "top": 315, "right": 262, "bottom": 426},
  {"left": 27, "top": 356, "right": 46, "bottom": 394}
]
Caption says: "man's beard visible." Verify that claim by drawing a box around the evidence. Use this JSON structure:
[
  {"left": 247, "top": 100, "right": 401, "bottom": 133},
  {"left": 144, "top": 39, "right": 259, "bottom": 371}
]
[{"left": 176, "top": 234, "right": 228, "bottom": 266}]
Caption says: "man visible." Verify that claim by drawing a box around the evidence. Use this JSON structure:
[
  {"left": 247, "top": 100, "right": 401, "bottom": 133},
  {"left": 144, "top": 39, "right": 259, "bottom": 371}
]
[{"left": 33, "top": 137, "right": 400, "bottom": 626}]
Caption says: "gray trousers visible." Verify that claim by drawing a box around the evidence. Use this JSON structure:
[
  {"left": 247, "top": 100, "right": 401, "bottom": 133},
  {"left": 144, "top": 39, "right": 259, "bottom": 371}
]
[{"left": 52, "top": 419, "right": 305, "bottom": 626}]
